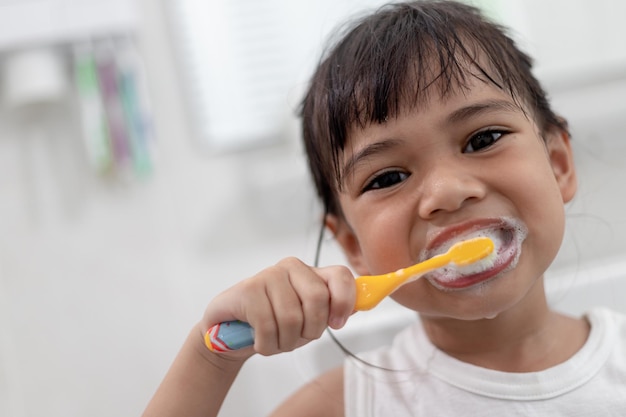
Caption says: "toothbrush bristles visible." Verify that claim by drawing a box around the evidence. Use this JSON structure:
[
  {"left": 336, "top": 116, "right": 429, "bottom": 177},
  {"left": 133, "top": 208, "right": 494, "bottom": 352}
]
[{"left": 449, "top": 237, "right": 495, "bottom": 266}]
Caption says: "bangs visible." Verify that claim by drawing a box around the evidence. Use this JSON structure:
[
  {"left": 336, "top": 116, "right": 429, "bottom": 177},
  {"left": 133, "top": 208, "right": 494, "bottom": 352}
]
[{"left": 323, "top": 3, "right": 526, "bottom": 150}]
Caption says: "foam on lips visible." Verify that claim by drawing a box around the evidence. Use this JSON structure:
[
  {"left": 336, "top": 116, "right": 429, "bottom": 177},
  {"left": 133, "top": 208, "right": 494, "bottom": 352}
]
[{"left": 425, "top": 218, "right": 528, "bottom": 284}]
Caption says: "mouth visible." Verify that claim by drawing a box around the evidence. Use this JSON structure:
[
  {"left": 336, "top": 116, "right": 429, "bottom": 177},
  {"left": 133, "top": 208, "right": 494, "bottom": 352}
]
[{"left": 422, "top": 217, "right": 528, "bottom": 290}]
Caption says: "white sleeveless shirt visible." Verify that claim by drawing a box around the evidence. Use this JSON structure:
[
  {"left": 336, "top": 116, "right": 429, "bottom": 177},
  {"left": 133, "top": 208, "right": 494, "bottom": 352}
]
[{"left": 345, "top": 308, "right": 626, "bottom": 416}]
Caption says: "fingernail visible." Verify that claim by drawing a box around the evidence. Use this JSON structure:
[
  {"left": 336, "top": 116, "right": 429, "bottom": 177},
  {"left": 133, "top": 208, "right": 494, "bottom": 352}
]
[{"left": 329, "top": 316, "right": 346, "bottom": 329}]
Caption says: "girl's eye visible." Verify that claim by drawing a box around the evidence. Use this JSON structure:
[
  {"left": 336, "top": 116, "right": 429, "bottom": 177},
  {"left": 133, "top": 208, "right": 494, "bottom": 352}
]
[
  {"left": 464, "top": 129, "right": 506, "bottom": 153},
  {"left": 363, "top": 170, "right": 409, "bottom": 192}
]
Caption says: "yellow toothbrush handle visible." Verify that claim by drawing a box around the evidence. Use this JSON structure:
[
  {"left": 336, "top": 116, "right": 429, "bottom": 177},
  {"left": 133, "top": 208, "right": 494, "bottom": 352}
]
[
  {"left": 354, "top": 273, "right": 405, "bottom": 311},
  {"left": 354, "top": 254, "right": 450, "bottom": 311}
]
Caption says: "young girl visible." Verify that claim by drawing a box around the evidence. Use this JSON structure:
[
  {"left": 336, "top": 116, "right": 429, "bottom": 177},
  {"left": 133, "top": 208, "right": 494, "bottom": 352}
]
[{"left": 143, "top": 1, "right": 626, "bottom": 416}]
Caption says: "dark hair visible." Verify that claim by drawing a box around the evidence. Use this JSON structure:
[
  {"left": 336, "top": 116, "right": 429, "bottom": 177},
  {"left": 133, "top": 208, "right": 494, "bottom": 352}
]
[{"left": 300, "top": 0, "right": 566, "bottom": 216}]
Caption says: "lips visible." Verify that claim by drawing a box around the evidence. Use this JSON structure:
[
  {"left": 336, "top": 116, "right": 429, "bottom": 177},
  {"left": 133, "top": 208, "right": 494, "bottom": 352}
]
[{"left": 421, "top": 217, "right": 528, "bottom": 290}]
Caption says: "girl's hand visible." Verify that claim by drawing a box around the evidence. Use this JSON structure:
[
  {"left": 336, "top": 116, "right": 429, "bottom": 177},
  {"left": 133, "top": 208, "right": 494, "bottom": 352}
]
[{"left": 201, "top": 257, "right": 356, "bottom": 357}]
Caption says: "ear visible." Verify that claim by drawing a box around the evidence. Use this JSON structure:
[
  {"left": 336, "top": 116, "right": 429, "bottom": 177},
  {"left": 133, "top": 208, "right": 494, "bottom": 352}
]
[
  {"left": 325, "top": 214, "right": 369, "bottom": 275},
  {"left": 545, "top": 126, "right": 577, "bottom": 203}
]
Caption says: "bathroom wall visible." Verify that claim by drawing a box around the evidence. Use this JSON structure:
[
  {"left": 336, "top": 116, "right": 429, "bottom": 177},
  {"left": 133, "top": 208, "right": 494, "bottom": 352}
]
[
  {"left": 0, "top": 1, "right": 625, "bottom": 417},
  {"left": 0, "top": 1, "right": 327, "bottom": 415}
]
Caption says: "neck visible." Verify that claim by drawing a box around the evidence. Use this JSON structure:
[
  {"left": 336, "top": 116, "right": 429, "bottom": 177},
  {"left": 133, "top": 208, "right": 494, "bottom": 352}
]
[{"left": 420, "top": 279, "right": 589, "bottom": 372}]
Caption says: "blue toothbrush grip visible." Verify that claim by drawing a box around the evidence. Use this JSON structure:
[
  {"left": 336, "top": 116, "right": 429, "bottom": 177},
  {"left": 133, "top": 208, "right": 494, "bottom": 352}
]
[{"left": 205, "top": 320, "right": 255, "bottom": 352}]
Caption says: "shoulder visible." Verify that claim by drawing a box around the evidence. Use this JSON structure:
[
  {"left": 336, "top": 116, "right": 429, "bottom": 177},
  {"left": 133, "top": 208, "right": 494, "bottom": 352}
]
[
  {"left": 269, "top": 365, "right": 344, "bottom": 417},
  {"left": 588, "top": 307, "right": 626, "bottom": 333},
  {"left": 585, "top": 307, "right": 626, "bottom": 362},
  {"left": 601, "top": 307, "right": 626, "bottom": 341}
]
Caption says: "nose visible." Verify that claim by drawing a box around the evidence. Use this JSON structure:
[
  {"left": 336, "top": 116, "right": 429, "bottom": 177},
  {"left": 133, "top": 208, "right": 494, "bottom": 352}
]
[{"left": 417, "top": 161, "right": 487, "bottom": 219}]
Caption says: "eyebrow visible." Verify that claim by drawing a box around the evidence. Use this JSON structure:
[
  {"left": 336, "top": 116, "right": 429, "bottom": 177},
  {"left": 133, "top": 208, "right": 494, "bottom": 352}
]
[
  {"left": 340, "top": 139, "right": 403, "bottom": 186},
  {"left": 446, "top": 99, "right": 522, "bottom": 125}
]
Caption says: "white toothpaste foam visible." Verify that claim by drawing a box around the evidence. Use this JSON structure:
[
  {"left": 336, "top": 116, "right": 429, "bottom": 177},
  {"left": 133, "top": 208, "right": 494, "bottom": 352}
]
[{"left": 434, "top": 219, "right": 528, "bottom": 283}]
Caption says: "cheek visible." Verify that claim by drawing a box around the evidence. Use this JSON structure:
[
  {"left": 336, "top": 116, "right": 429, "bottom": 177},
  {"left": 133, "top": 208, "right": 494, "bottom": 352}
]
[
  {"left": 505, "top": 160, "right": 566, "bottom": 262},
  {"left": 347, "top": 201, "right": 415, "bottom": 274}
]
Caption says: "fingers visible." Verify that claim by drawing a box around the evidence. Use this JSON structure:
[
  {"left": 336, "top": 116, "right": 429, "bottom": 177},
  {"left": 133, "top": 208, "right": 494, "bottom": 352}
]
[
  {"left": 256, "top": 258, "right": 355, "bottom": 354},
  {"left": 270, "top": 258, "right": 329, "bottom": 346},
  {"left": 259, "top": 259, "right": 312, "bottom": 351},
  {"left": 315, "top": 265, "right": 357, "bottom": 329},
  {"left": 204, "top": 258, "right": 356, "bottom": 357}
]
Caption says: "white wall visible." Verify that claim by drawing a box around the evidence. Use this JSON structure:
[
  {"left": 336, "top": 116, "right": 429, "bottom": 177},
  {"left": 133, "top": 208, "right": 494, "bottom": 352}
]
[
  {"left": 0, "top": 1, "right": 625, "bottom": 416},
  {"left": 0, "top": 1, "right": 322, "bottom": 416}
]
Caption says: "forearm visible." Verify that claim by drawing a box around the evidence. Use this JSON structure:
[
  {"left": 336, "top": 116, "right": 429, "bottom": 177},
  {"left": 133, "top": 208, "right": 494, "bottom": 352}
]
[
  {"left": 142, "top": 259, "right": 355, "bottom": 416},
  {"left": 142, "top": 322, "right": 249, "bottom": 417}
]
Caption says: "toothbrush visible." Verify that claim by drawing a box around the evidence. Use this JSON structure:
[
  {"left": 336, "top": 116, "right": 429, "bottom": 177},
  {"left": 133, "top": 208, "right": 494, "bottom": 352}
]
[
  {"left": 205, "top": 236, "right": 495, "bottom": 352},
  {"left": 354, "top": 236, "right": 495, "bottom": 310}
]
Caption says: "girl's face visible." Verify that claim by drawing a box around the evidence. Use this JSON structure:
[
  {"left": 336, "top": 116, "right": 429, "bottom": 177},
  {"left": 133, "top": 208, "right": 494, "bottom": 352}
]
[{"left": 328, "top": 79, "right": 577, "bottom": 320}]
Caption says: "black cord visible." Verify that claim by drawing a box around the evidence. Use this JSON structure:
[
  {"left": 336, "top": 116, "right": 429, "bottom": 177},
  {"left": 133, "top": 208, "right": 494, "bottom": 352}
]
[
  {"left": 314, "top": 212, "right": 397, "bottom": 371},
  {"left": 313, "top": 212, "right": 326, "bottom": 268}
]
